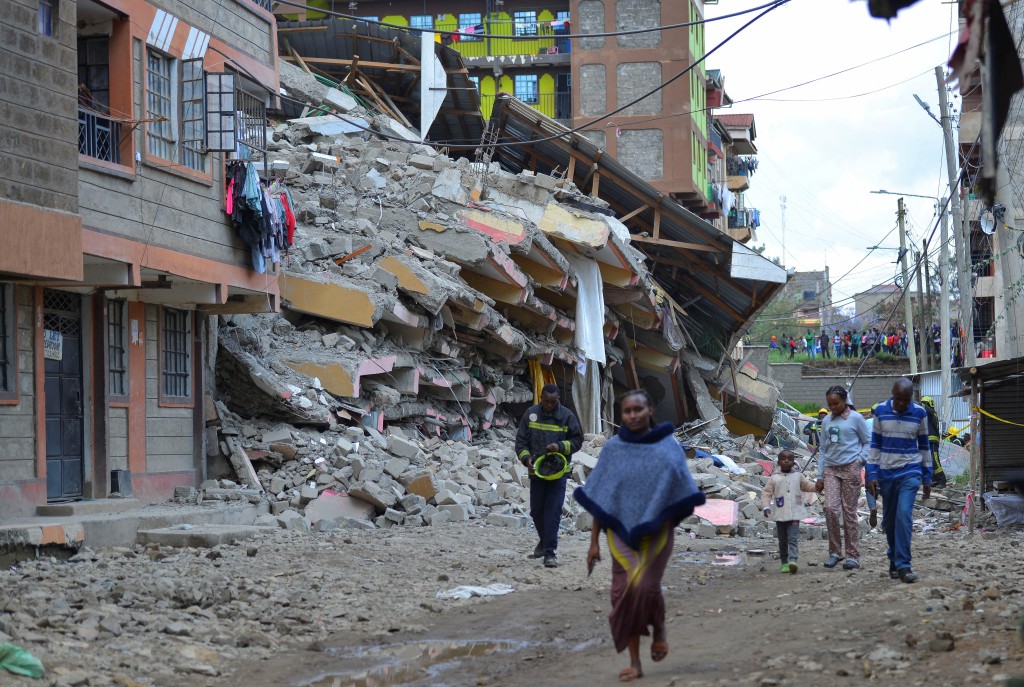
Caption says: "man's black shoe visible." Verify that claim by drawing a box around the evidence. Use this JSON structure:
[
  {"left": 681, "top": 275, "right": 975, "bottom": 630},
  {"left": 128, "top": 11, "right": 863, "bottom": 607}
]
[
  {"left": 528, "top": 543, "right": 543, "bottom": 559},
  {"left": 543, "top": 554, "right": 559, "bottom": 568},
  {"left": 889, "top": 562, "right": 899, "bottom": 580},
  {"left": 932, "top": 472, "right": 947, "bottom": 489},
  {"left": 898, "top": 568, "right": 918, "bottom": 584}
]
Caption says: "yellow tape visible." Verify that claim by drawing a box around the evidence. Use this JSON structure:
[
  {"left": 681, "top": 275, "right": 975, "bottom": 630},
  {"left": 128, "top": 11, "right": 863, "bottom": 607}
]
[{"left": 972, "top": 406, "right": 1024, "bottom": 428}]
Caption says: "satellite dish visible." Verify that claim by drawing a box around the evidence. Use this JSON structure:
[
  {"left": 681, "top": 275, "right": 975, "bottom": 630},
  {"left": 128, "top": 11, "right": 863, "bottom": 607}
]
[{"left": 980, "top": 209, "right": 996, "bottom": 235}]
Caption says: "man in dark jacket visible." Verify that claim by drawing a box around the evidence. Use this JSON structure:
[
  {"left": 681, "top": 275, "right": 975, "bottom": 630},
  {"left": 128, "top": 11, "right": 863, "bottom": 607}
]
[
  {"left": 515, "top": 384, "right": 584, "bottom": 568},
  {"left": 919, "top": 396, "right": 948, "bottom": 488}
]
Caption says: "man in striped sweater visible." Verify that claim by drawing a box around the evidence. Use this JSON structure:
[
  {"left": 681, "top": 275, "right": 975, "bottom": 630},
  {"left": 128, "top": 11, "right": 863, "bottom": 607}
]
[{"left": 866, "top": 378, "right": 932, "bottom": 584}]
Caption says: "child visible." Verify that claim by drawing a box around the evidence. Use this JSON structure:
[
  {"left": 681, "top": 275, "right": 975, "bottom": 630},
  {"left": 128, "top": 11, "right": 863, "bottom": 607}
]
[{"left": 761, "top": 450, "right": 818, "bottom": 573}]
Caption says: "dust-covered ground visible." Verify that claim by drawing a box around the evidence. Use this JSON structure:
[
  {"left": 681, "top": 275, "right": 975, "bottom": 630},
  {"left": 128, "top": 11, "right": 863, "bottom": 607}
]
[{"left": 2, "top": 518, "right": 1023, "bottom": 687}]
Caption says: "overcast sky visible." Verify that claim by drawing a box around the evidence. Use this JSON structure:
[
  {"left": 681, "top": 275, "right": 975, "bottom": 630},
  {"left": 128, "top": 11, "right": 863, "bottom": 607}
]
[{"left": 706, "top": 0, "right": 959, "bottom": 310}]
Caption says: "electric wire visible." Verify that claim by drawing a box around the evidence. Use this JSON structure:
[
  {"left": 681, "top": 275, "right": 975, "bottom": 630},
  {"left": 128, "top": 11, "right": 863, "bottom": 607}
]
[{"left": 271, "top": 0, "right": 785, "bottom": 39}]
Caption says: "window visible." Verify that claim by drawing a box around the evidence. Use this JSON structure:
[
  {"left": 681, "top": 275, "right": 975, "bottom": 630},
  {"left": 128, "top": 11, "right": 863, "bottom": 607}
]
[
  {"left": 78, "top": 36, "right": 121, "bottom": 164},
  {"left": 107, "top": 299, "right": 128, "bottom": 398},
  {"left": 161, "top": 308, "right": 191, "bottom": 400},
  {"left": 38, "top": 0, "right": 54, "bottom": 36},
  {"left": 360, "top": 15, "right": 378, "bottom": 22},
  {"left": 234, "top": 76, "right": 268, "bottom": 161},
  {"left": 514, "top": 10, "right": 537, "bottom": 36},
  {"left": 458, "top": 13, "right": 482, "bottom": 40},
  {"left": 515, "top": 74, "right": 538, "bottom": 103},
  {"left": 411, "top": 14, "right": 433, "bottom": 30},
  {"left": 0, "top": 283, "right": 15, "bottom": 399},
  {"left": 802, "top": 290, "right": 817, "bottom": 302},
  {"left": 146, "top": 49, "right": 207, "bottom": 172}
]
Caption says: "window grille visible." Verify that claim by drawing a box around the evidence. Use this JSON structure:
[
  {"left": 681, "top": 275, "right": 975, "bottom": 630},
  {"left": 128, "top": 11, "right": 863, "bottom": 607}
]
[
  {"left": 411, "top": 14, "right": 433, "bottom": 30},
  {"left": 108, "top": 300, "right": 128, "bottom": 397},
  {"left": 234, "top": 85, "right": 267, "bottom": 162},
  {"left": 147, "top": 51, "right": 174, "bottom": 161},
  {"left": 162, "top": 308, "right": 190, "bottom": 399},
  {"left": 0, "top": 284, "right": 12, "bottom": 394},
  {"left": 515, "top": 74, "right": 538, "bottom": 103},
  {"left": 181, "top": 59, "right": 206, "bottom": 172},
  {"left": 458, "top": 13, "right": 482, "bottom": 41},
  {"left": 513, "top": 11, "right": 537, "bottom": 36}
]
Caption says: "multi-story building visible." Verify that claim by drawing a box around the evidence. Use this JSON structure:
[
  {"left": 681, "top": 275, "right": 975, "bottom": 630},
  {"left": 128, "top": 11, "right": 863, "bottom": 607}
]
[
  {"left": 1, "top": 0, "right": 279, "bottom": 517},
  {"left": 776, "top": 270, "right": 831, "bottom": 329},
  {"left": 307, "top": 1, "right": 730, "bottom": 217}
]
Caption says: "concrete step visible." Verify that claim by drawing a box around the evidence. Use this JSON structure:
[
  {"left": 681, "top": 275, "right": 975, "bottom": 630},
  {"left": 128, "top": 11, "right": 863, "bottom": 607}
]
[
  {"left": 137, "top": 523, "right": 267, "bottom": 548},
  {"left": 36, "top": 499, "right": 144, "bottom": 517}
]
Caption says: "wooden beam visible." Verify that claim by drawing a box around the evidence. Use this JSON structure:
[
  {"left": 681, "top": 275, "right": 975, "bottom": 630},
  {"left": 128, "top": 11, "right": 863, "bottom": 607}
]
[
  {"left": 630, "top": 235, "right": 719, "bottom": 252},
  {"left": 590, "top": 171, "right": 600, "bottom": 198},
  {"left": 393, "top": 38, "right": 421, "bottom": 65},
  {"left": 618, "top": 204, "right": 650, "bottom": 223},
  {"left": 280, "top": 56, "right": 422, "bottom": 72},
  {"left": 276, "top": 26, "right": 327, "bottom": 33},
  {"left": 669, "top": 270, "right": 745, "bottom": 320},
  {"left": 566, "top": 156, "right": 576, "bottom": 184},
  {"left": 653, "top": 209, "right": 661, "bottom": 240}
]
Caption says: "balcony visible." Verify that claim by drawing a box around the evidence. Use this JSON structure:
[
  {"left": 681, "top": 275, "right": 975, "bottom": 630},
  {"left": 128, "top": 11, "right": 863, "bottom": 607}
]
[
  {"left": 726, "top": 155, "right": 757, "bottom": 192},
  {"left": 79, "top": 107, "right": 121, "bottom": 164},
  {"left": 727, "top": 207, "right": 759, "bottom": 243},
  {"left": 479, "top": 91, "right": 571, "bottom": 123},
  {"left": 441, "top": 19, "right": 571, "bottom": 64}
]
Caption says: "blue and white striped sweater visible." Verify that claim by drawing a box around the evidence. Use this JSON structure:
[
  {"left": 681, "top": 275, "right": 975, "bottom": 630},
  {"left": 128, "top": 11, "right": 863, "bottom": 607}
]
[{"left": 866, "top": 399, "right": 932, "bottom": 485}]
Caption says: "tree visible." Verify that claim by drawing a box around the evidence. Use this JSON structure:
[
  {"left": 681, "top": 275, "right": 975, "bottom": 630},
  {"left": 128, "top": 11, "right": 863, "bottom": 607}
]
[{"left": 744, "top": 290, "right": 804, "bottom": 344}]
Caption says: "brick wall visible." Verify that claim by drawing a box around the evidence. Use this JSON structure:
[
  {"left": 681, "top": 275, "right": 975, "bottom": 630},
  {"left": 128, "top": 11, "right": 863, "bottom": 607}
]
[
  {"left": 579, "top": 64, "right": 606, "bottom": 116},
  {"left": 578, "top": 1, "right": 606, "bottom": 51},
  {"left": 616, "top": 61, "right": 663, "bottom": 115},
  {"left": 768, "top": 363, "right": 903, "bottom": 409},
  {"left": 618, "top": 129, "right": 663, "bottom": 179},
  {"left": 616, "top": 0, "right": 661, "bottom": 49}
]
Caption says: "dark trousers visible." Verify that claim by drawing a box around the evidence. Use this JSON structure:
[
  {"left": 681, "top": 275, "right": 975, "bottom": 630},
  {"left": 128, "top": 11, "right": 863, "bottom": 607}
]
[
  {"left": 776, "top": 520, "right": 800, "bottom": 563},
  {"left": 530, "top": 475, "right": 567, "bottom": 556}
]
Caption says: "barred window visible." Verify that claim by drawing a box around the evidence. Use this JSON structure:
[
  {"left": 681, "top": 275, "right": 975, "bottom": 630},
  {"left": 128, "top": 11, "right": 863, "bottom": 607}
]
[
  {"left": 107, "top": 299, "right": 128, "bottom": 397},
  {"left": 410, "top": 14, "right": 433, "bottom": 30},
  {"left": 458, "top": 13, "right": 481, "bottom": 41},
  {"left": 161, "top": 308, "right": 191, "bottom": 400},
  {"left": 146, "top": 49, "right": 207, "bottom": 172},
  {"left": 0, "top": 283, "right": 14, "bottom": 397},
  {"left": 513, "top": 10, "right": 537, "bottom": 37},
  {"left": 146, "top": 50, "right": 174, "bottom": 161},
  {"left": 515, "top": 74, "right": 538, "bottom": 103}
]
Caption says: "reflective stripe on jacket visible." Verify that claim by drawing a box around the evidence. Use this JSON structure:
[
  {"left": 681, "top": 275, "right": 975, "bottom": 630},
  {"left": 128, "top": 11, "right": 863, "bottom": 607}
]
[{"left": 514, "top": 403, "right": 584, "bottom": 462}]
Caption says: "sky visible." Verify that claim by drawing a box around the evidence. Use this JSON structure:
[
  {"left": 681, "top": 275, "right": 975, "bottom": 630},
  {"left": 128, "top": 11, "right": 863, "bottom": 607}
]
[{"left": 705, "top": 0, "right": 960, "bottom": 312}]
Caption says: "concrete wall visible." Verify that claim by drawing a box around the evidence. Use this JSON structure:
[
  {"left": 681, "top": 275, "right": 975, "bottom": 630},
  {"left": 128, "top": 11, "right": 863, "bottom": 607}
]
[
  {"left": 144, "top": 305, "right": 194, "bottom": 473},
  {"left": 572, "top": 0, "right": 702, "bottom": 200},
  {"left": 0, "top": 0, "right": 79, "bottom": 213},
  {"left": 768, "top": 363, "right": 902, "bottom": 409},
  {"left": 108, "top": 406, "right": 128, "bottom": 472},
  {"left": 0, "top": 286, "right": 37, "bottom": 481}
]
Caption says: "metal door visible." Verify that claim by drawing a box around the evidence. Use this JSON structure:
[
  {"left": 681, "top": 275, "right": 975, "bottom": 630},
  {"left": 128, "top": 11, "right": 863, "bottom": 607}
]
[{"left": 44, "top": 290, "right": 83, "bottom": 501}]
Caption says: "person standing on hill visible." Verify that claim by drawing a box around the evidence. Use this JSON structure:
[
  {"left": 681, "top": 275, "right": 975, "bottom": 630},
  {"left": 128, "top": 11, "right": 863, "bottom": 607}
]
[
  {"left": 805, "top": 330, "right": 816, "bottom": 360},
  {"left": 820, "top": 330, "right": 831, "bottom": 359}
]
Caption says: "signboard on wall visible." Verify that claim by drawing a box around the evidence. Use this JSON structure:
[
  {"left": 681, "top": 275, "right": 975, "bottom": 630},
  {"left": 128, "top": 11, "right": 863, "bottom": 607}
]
[{"left": 43, "top": 329, "right": 63, "bottom": 361}]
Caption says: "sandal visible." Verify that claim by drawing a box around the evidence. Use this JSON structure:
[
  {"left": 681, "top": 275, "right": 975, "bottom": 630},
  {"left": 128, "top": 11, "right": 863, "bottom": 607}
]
[
  {"left": 619, "top": 667, "right": 643, "bottom": 682},
  {"left": 824, "top": 553, "right": 844, "bottom": 568},
  {"left": 651, "top": 640, "right": 668, "bottom": 662}
]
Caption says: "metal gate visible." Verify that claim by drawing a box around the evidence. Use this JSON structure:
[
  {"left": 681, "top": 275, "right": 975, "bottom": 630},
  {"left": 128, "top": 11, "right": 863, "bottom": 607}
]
[{"left": 44, "top": 289, "right": 83, "bottom": 501}]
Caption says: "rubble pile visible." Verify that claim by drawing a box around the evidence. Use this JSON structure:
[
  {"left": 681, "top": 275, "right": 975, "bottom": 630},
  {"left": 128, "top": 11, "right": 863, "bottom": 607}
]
[{"left": 201, "top": 400, "right": 610, "bottom": 533}]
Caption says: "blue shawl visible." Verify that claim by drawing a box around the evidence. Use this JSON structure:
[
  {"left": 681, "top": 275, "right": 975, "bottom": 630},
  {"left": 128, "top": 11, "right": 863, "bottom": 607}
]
[{"left": 573, "top": 422, "right": 705, "bottom": 550}]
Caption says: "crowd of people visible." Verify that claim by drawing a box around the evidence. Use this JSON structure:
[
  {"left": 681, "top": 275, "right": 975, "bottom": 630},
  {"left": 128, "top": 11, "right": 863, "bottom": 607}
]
[
  {"left": 768, "top": 323, "right": 968, "bottom": 366},
  {"left": 518, "top": 380, "right": 942, "bottom": 682}
]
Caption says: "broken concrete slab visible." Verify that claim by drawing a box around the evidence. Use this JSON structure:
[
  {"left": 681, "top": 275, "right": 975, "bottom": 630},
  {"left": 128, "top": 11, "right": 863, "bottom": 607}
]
[
  {"left": 136, "top": 525, "right": 263, "bottom": 548},
  {"left": 304, "top": 490, "right": 375, "bottom": 524}
]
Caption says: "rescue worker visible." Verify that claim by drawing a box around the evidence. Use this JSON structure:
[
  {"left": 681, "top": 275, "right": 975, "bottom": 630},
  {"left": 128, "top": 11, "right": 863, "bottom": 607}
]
[
  {"left": 803, "top": 408, "right": 828, "bottom": 448},
  {"left": 515, "top": 384, "right": 584, "bottom": 568},
  {"left": 919, "top": 397, "right": 948, "bottom": 488}
]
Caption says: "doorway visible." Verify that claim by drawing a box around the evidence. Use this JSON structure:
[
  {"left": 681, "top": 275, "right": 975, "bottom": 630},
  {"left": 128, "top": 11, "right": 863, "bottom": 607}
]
[{"left": 44, "top": 289, "right": 84, "bottom": 502}]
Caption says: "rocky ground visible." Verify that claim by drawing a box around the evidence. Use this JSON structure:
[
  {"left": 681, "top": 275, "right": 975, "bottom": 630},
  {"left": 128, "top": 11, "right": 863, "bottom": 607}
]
[{"left": 2, "top": 512, "right": 1022, "bottom": 687}]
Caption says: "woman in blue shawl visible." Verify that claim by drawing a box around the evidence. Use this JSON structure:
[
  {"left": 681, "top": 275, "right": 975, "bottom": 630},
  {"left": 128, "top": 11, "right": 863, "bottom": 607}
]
[{"left": 574, "top": 390, "right": 705, "bottom": 682}]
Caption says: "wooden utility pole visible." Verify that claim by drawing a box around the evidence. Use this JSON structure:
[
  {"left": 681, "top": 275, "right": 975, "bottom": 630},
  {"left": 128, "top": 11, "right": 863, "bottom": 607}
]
[
  {"left": 916, "top": 239, "right": 930, "bottom": 370},
  {"left": 898, "top": 198, "right": 917, "bottom": 375}
]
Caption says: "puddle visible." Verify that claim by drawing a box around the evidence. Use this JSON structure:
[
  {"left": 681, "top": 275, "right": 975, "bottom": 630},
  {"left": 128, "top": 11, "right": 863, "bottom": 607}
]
[{"left": 305, "top": 640, "right": 526, "bottom": 687}]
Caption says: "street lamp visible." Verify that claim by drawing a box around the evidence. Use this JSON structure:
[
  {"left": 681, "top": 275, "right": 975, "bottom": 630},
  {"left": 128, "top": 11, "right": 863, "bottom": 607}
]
[{"left": 871, "top": 188, "right": 953, "bottom": 428}]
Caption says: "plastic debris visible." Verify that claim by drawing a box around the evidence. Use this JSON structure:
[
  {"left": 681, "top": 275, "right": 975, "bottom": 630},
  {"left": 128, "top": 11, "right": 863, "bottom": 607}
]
[
  {"left": 435, "top": 583, "right": 515, "bottom": 600},
  {"left": 0, "top": 643, "right": 44, "bottom": 678}
]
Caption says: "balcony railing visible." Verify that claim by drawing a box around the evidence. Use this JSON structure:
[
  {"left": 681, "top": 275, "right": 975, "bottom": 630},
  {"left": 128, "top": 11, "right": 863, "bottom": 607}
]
[
  {"left": 728, "top": 209, "right": 751, "bottom": 230},
  {"left": 727, "top": 155, "right": 757, "bottom": 177},
  {"left": 479, "top": 91, "right": 571, "bottom": 121},
  {"left": 708, "top": 126, "right": 723, "bottom": 154},
  {"left": 441, "top": 19, "right": 570, "bottom": 59},
  {"left": 79, "top": 107, "right": 121, "bottom": 164}
]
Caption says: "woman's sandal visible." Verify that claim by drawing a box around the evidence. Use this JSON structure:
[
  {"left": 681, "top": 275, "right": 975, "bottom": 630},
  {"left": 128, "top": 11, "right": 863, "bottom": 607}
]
[
  {"left": 651, "top": 640, "right": 668, "bottom": 662},
  {"left": 619, "top": 667, "right": 643, "bottom": 682}
]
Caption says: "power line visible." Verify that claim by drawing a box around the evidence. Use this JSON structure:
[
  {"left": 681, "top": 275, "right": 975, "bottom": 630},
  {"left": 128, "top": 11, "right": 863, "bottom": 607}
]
[{"left": 271, "top": 0, "right": 785, "bottom": 39}]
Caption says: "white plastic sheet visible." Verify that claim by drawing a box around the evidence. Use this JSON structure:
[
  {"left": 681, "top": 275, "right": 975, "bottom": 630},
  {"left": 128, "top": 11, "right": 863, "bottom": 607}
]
[
  {"left": 563, "top": 254, "right": 606, "bottom": 364},
  {"left": 435, "top": 583, "right": 515, "bottom": 600}
]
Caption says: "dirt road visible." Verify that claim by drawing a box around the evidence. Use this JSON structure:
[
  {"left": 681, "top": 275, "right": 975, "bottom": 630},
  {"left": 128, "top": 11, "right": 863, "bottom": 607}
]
[{"left": 229, "top": 524, "right": 1024, "bottom": 687}]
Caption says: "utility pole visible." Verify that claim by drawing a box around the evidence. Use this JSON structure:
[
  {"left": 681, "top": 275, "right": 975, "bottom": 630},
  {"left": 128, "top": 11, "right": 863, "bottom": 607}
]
[
  {"left": 936, "top": 66, "right": 964, "bottom": 430},
  {"left": 898, "top": 197, "right": 917, "bottom": 375},
  {"left": 916, "top": 239, "right": 929, "bottom": 370}
]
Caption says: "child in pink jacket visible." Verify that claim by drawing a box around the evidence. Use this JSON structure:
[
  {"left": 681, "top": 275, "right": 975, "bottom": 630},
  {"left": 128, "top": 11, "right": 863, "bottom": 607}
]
[{"left": 761, "top": 450, "right": 818, "bottom": 573}]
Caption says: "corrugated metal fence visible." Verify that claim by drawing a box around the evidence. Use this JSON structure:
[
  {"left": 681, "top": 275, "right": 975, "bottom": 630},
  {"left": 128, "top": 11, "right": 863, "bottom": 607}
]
[{"left": 917, "top": 370, "right": 971, "bottom": 429}]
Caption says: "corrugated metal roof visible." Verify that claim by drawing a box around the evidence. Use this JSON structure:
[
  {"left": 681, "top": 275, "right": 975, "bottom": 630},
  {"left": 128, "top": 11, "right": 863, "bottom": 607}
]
[
  {"left": 276, "top": 18, "right": 483, "bottom": 148},
  {"left": 487, "top": 95, "right": 787, "bottom": 355},
  {"left": 715, "top": 113, "right": 755, "bottom": 129}
]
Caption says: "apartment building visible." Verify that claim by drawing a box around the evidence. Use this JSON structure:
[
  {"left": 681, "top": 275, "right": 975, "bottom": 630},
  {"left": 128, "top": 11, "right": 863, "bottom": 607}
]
[{"left": 1, "top": 0, "right": 279, "bottom": 516}]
